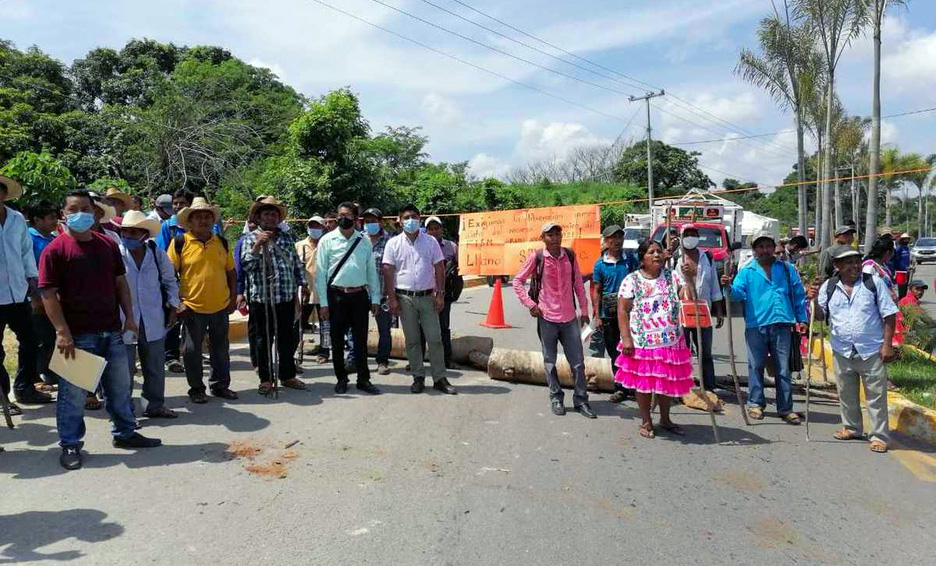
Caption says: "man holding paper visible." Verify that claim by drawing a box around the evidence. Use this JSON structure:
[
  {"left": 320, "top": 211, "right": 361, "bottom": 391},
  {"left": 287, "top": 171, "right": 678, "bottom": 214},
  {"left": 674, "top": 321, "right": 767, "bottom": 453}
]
[{"left": 39, "top": 190, "right": 162, "bottom": 471}]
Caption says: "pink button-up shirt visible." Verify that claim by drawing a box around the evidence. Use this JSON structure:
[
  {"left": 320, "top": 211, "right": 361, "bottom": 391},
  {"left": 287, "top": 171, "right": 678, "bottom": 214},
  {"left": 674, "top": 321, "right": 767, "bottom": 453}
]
[{"left": 513, "top": 248, "right": 588, "bottom": 324}]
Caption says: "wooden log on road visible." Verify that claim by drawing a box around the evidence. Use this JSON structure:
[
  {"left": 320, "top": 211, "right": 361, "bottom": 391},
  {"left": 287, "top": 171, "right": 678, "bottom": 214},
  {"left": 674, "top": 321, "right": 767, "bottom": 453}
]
[{"left": 486, "top": 347, "right": 616, "bottom": 392}]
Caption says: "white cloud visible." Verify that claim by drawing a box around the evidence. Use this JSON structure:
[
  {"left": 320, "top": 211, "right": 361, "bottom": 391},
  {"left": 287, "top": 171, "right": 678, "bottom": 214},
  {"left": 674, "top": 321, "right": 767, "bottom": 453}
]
[
  {"left": 248, "top": 58, "right": 286, "bottom": 81},
  {"left": 421, "top": 92, "right": 462, "bottom": 125},
  {"left": 883, "top": 28, "right": 936, "bottom": 92},
  {"left": 467, "top": 152, "right": 510, "bottom": 179},
  {"left": 516, "top": 119, "right": 610, "bottom": 159}
]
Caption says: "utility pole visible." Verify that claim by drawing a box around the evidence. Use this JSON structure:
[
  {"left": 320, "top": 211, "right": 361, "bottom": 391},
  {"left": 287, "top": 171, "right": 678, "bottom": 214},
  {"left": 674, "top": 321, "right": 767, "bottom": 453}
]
[{"left": 629, "top": 90, "right": 665, "bottom": 213}]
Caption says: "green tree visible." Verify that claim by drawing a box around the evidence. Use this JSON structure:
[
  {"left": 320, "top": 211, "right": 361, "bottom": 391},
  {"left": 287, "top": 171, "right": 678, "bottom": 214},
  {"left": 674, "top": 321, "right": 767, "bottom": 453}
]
[
  {"left": 0, "top": 150, "right": 76, "bottom": 207},
  {"left": 612, "top": 140, "right": 713, "bottom": 194}
]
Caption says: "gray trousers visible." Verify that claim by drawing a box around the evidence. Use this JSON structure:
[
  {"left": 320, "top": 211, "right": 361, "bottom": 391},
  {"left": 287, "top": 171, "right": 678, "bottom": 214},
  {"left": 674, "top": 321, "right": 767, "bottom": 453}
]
[
  {"left": 833, "top": 351, "right": 889, "bottom": 443},
  {"left": 537, "top": 318, "right": 588, "bottom": 407},
  {"left": 397, "top": 293, "right": 446, "bottom": 381},
  {"left": 181, "top": 310, "right": 231, "bottom": 395},
  {"left": 125, "top": 323, "right": 167, "bottom": 413}
]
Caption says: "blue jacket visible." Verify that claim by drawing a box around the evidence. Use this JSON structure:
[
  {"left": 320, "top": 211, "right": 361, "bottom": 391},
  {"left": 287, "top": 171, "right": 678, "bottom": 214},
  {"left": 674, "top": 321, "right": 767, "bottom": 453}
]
[
  {"left": 888, "top": 244, "right": 911, "bottom": 273},
  {"left": 727, "top": 259, "right": 807, "bottom": 329}
]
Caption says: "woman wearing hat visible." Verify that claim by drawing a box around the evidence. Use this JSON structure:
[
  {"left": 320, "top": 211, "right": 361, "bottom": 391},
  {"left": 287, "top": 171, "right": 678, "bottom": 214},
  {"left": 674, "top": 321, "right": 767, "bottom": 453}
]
[{"left": 118, "top": 210, "right": 181, "bottom": 419}]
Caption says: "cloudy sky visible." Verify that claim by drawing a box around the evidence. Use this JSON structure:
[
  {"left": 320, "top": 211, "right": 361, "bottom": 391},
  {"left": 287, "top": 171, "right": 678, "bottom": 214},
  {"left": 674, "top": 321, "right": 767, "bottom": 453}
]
[{"left": 5, "top": 0, "right": 935, "bottom": 189}]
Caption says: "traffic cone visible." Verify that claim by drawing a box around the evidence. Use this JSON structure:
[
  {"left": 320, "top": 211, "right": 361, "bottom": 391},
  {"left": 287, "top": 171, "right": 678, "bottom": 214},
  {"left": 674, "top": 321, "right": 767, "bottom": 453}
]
[{"left": 480, "top": 278, "right": 512, "bottom": 329}]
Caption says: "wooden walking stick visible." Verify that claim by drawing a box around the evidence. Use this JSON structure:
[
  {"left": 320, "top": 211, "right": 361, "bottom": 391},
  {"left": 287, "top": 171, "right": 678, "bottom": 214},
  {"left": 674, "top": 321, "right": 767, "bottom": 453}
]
[
  {"left": 722, "top": 257, "right": 750, "bottom": 426},
  {"left": 0, "top": 390, "right": 14, "bottom": 429},
  {"left": 804, "top": 302, "right": 816, "bottom": 441}
]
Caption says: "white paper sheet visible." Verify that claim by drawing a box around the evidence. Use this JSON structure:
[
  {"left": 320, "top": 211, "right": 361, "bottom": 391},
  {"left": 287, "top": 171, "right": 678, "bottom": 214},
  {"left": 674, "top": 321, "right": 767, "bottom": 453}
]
[{"left": 49, "top": 348, "right": 107, "bottom": 393}]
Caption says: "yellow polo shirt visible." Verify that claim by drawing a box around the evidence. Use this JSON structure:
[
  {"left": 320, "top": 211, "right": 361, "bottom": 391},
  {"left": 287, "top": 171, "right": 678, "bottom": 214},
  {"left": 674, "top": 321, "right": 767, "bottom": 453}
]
[{"left": 168, "top": 232, "right": 235, "bottom": 314}]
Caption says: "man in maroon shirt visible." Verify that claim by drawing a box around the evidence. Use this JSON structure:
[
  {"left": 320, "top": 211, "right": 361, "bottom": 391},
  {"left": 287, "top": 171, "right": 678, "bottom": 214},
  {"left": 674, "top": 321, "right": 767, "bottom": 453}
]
[{"left": 39, "top": 190, "right": 161, "bottom": 470}]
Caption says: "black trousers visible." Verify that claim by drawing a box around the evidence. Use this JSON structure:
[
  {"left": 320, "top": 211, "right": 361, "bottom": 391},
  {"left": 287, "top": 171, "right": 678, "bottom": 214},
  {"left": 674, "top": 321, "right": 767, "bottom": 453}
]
[
  {"left": 249, "top": 300, "right": 297, "bottom": 384},
  {"left": 0, "top": 301, "right": 39, "bottom": 397},
  {"left": 164, "top": 320, "right": 182, "bottom": 361},
  {"left": 601, "top": 316, "right": 632, "bottom": 394},
  {"left": 328, "top": 290, "right": 371, "bottom": 385},
  {"left": 33, "top": 312, "right": 58, "bottom": 384}
]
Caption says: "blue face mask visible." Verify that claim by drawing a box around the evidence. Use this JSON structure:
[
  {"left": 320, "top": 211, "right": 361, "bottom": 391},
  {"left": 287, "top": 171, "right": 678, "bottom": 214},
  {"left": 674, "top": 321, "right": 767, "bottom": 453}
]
[
  {"left": 363, "top": 223, "right": 381, "bottom": 236},
  {"left": 402, "top": 218, "right": 420, "bottom": 234},
  {"left": 307, "top": 228, "right": 323, "bottom": 239},
  {"left": 65, "top": 212, "right": 94, "bottom": 233},
  {"left": 122, "top": 237, "right": 144, "bottom": 251}
]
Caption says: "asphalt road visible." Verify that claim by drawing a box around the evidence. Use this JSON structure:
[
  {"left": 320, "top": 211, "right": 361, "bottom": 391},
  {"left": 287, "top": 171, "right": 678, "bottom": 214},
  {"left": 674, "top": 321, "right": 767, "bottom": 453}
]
[{"left": 1, "top": 289, "right": 935, "bottom": 564}]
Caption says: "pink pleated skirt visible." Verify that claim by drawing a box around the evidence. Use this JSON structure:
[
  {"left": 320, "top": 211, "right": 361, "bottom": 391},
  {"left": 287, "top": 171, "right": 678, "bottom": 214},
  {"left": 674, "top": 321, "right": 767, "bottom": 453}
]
[{"left": 614, "top": 336, "right": 694, "bottom": 397}]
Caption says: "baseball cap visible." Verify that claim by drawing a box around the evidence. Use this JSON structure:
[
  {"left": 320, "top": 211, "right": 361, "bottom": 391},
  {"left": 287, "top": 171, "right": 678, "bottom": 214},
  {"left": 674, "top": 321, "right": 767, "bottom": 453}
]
[
  {"left": 155, "top": 194, "right": 173, "bottom": 211},
  {"left": 541, "top": 222, "right": 561, "bottom": 234},
  {"left": 602, "top": 224, "right": 624, "bottom": 238},
  {"left": 835, "top": 225, "right": 856, "bottom": 237},
  {"left": 424, "top": 216, "right": 443, "bottom": 227},
  {"left": 680, "top": 223, "right": 698, "bottom": 234},
  {"left": 307, "top": 215, "right": 325, "bottom": 226},
  {"left": 750, "top": 230, "right": 776, "bottom": 246},
  {"left": 832, "top": 247, "right": 861, "bottom": 260},
  {"left": 909, "top": 279, "right": 929, "bottom": 289},
  {"left": 362, "top": 207, "right": 383, "bottom": 219}
]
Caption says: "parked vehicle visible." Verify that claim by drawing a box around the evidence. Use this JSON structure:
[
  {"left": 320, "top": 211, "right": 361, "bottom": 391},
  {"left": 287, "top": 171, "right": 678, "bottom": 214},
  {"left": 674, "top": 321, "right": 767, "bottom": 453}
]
[{"left": 911, "top": 237, "right": 936, "bottom": 264}]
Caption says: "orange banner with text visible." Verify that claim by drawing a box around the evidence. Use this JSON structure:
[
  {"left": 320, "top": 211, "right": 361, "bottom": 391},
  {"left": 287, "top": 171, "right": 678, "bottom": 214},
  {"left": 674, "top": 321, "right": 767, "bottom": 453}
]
[{"left": 458, "top": 205, "right": 602, "bottom": 276}]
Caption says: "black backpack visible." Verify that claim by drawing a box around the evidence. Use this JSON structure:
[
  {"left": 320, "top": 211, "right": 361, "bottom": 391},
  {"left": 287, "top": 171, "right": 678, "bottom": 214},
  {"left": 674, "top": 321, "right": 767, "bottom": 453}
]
[
  {"left": 824, "top": 272, "right": 878, "bottom": 326},
  {"left": 529, "top": 248, "right": 578, "bottom": 309}
]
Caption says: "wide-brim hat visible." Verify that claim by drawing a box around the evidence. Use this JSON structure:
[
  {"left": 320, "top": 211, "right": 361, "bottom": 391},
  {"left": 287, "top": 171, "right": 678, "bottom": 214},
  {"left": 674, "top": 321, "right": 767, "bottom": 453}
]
[
  {"left": 249, "top": 195, "right": 288, "bottom": 222},
  {"left": 177, "top": 197, "right": 221, "bottom": 230},
  {"left": 0, "top": 176, "right": 23, "bottom": 201},
  {"left": 900, "top": 232, "right": 911, "bottom": 240},
  {"left": 104, "top": 188, "right": 133, "bottom": 210},
  {"left": 92, "top": 199, "right": 117, "bottom": 224},
  {"left": 119, "top": 210, "right": 161, "bottom": 238}
]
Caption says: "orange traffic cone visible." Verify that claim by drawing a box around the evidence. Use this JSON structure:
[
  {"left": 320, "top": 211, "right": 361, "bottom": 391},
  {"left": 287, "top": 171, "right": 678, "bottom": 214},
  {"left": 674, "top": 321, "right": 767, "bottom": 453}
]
[{"left": 480, "top": 278, "right": 512, "bottom": 329}]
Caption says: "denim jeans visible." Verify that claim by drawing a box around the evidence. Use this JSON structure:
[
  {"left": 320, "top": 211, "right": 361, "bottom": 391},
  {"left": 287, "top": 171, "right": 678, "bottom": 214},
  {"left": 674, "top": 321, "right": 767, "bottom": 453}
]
[
  {"left": 125, "top": 324, "right": 167, "bottom": 413},
  {"left": 375, "top": 307, "right": 393, "bottom": 364},
  {"left": 744, "top": 324, "right": 794, "bottom": 415},
  {"left": 685, "top": 327, "right": 715, "bottom": 390},
  {"left": 57, "top": 331, "right": 136, "bottom": 448}
]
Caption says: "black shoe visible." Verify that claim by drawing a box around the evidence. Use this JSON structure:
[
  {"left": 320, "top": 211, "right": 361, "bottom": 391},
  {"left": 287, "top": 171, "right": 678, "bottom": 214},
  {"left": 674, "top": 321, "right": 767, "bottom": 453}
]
[
  {"left": 188, "top": 391, "right": 208, "bottom": 404},
  {"left": 113, "top": 432, "right": 162, "bottom": 449},
  {"left": 575, "top": 403, "right": 597, "bottom": 419},
  {"left": 356, "top": 382, "right": 380, "bottom": 395},
  {"left": 335, "top": 381, "right": 348, "bottom": 394},
  {"left": 609, "top": 390, "right": 628, "bottom": 404},
  {"left": 411, "top": 378, "right": 425, "bottom": 394},
  {"left": 59, "top": 446, "right": 82, "bottom": 470},
  {"left": 551, "top": 400, "right": 566, "bottom": 416},
  {"left": 432, "top": 378, "right": 457, "bottom": 395},
  {"left": 14, "top": 390, "right": 53, "bottom": 404}
]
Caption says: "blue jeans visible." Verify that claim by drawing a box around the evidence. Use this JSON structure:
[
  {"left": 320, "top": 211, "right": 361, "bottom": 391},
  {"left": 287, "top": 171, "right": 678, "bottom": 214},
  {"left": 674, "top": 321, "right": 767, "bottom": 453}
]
[
  {"left": 57, "top": 332, "right": 136, "bottom": 448},
  {"left": 375, "top": 308, "right": 392, "bottom": 364},
  {"left": 744, "top": 324, "right": 794, "bottom": 415},
  {"left": 125, "top": 324, "right": 167, "bottom": 413}
]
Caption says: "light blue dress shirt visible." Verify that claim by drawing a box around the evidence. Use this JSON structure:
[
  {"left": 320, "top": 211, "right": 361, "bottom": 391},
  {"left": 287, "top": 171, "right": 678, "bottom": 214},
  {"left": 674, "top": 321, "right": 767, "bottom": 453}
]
[
  {"left": 817, "top": 274, "right": 898, "bottom": 360},
  {"left": 0, "top": 205, "right": 38, "bottom": 305},
  {"left": 315, "top": 229, "right": 379, "bottom": 307},
  {"left": 119, "top": 242, "right": 180, "bottom": 342}
]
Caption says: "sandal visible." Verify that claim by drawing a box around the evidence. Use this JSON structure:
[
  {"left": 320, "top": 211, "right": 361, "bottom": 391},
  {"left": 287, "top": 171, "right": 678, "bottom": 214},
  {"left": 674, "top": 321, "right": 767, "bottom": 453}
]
[
  {"left": 887, "top": 380, "right": 899, "bottom": 392},
  {"left": 869, "top": 440, "right": 888, "bottom": 453},
  {"left": 258, "top": 382, "right": 275, "bottom": 396},
  {"left": 143, "top": 406, "right": 178, "bottom": 419},
  {"left": 639, "top": 424, "right": 656, "bottom": 439},
  {"left": 747, "top": 407, "right": 764, "bottom": 420},
  {"left": 658, "top": 422, "right": 686, "bottom": 436},
  {"left": 316, "top": 355, "right": 329, "bottom": 364},
  {"left": 211, "top": 388, "right": 239, "bottom": 400},
  {"left": 85, "top": 394, "right": 102, "bottom": 411},
  {"left": 781, "top": 413, "right": 801, "bottom": 425},
  {"left": 280, "top": 378, "right": 306, "bottom": 391},
  {"left": 35, "top": 382, "right": 57, "bottom": 393},
  {"left": 4, "top": 401, "right": 22, "bottom": 416},
  {"left": 833, "top": 428, "right": 862, "bottom": 441}
]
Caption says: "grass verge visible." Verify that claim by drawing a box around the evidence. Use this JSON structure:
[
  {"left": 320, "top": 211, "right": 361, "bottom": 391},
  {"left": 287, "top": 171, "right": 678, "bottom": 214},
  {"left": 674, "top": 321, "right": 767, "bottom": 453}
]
[{"left": 891, "top": 347, "right": 936, "bottom": 409}]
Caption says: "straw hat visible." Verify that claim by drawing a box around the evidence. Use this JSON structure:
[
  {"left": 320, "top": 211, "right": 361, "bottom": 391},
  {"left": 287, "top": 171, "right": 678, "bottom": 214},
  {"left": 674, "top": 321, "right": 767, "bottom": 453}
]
[
  {"left": 93, "top": 200, "right": 117, "bottom": 224},
  {"left": 0, "top": 176, "right": 23, "bottom": 201},
  {"left": 104, "top": 187, "right": 133, "bottom": 210},
  {"left": 119, "top": 210, "right": 161, "bottom": 238},
  {"left": 177, "top": 197, "right": 221, "bottom": 230},
  {"left": 249, "top": 195, "right": 288, "bottom": 222}
]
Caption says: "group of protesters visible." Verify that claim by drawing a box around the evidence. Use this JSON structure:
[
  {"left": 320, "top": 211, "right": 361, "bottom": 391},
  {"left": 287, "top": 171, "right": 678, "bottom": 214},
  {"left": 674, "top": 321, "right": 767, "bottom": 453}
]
[{"left": 0, "top": 171, "right": 917, "bottom": 469}]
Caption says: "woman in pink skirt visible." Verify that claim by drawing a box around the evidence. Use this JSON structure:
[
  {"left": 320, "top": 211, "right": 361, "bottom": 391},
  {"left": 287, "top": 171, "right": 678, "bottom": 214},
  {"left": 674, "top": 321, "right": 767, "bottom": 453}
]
[{"left": 616, "top": 239, "right": 694, "bottom": 438}]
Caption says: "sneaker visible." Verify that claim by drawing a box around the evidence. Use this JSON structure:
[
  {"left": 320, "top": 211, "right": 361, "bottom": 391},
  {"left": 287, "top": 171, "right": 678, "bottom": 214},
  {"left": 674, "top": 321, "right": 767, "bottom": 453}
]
[
  {"left": 113, "top": 432, "right": 162, "bottom": 449},
  {"left": 377, "top": 363, "right": 390, "bottom": 375},
  {"left": 60, "top": 446, "right": 82, "bottom": 470},
  {"left": 165, "top": 360, "right": 185, "bottom": 373}
]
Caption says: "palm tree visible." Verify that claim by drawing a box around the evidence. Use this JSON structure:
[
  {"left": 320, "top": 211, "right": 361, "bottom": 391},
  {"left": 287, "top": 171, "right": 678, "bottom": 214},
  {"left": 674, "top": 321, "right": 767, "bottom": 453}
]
[
  {"left": 795, "top": 0, "right": 867, "bottom": 248},
  {"left": 880, "top": 147, "right": 903, "bottom": 228},
  {"left": 863, "top": 0, "right": 908, "bottom": 249},
  {"left": 735, "top": 1, "right": 818, "bottom": 239},
  {"left": 833, "top": 115, "right": 869, "bottom": 230},
  {"left": 901, "top": 153, "right": 936, "bottom": 236},
  {"left": 803, "top": 76, "right": 841, "bottom": 245}
]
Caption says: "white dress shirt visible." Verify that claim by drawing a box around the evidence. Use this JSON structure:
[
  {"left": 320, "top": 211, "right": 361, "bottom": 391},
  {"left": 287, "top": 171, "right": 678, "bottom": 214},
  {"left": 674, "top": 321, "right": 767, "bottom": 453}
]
[
  {"left": 383, "top": 231, "right": 444, "bottom": 291},
  {"left": 0, "top": 205, "right": 38, "bottom": 305},
  {"left": 119, "top": 242, "right": 180, "bottom": 342}
]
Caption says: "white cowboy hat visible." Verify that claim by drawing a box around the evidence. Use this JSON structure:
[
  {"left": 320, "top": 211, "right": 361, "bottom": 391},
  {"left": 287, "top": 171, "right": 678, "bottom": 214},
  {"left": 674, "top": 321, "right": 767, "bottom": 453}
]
[
  {"left": 93, "top": 200, "right": 117, "bottom": 224},
  {"left": 0, "top": 176, "right": 23, "bottom": 201},
  {"left": 104, "top": 187, "right": 134, "bottom": 210},
  {"left": 249, "top": 195, "right": 288, "bottom": 222},
  {"left": 177, "top": 197, "right": 221, "bottom": 230},
  {"left": 119, "top": 210, "right": 161, "bottom": 238}
]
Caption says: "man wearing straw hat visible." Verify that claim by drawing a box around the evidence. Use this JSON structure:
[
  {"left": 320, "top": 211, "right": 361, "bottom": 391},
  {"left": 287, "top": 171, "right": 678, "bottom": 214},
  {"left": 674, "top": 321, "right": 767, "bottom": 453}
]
[
  {"left": 118, "top": 210, "right": 181, "bottom": 420},
  {"left": 241, "top": 196, "right": 308, "bottom": 395},
  {"left": 103, "top": 187, "right": 133, "bottom": 231},
  {"left": 39, "top": 190, "right": 161, "bottom": 470},
  {"left": 168, "top": 197, "right": 238, "bottom": 404},
  {"left": 0, "top": 175, "right": 51, "bottom": 411}
]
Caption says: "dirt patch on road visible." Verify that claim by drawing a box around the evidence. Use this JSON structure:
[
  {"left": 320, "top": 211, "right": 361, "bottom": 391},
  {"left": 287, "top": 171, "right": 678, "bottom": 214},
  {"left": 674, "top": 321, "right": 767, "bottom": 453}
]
[
  {"left": 226, "top": 439, "right": 300, "bottom": 479},
  {"left": 712, "top": 470, "right": 765, "bottom": 492}
]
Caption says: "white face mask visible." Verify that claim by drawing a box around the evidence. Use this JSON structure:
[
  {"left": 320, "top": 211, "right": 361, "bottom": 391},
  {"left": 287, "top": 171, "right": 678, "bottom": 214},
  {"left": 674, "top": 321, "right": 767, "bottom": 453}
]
[{"left": 682, "top": 236, "right": 699, "bottom": 250}]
